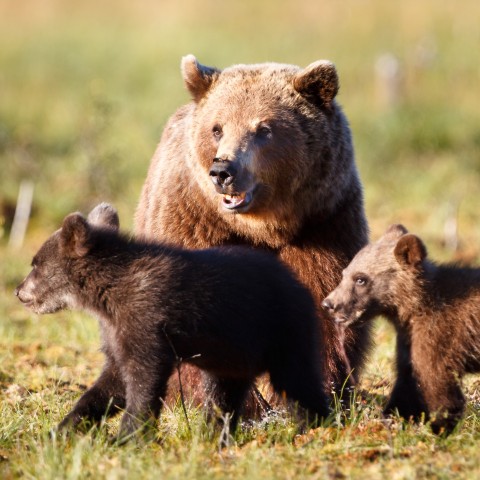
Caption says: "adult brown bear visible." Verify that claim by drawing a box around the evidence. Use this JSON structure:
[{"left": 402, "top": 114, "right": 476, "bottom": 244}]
[{"left": 135, "top": 55, "right": 371, "bottom": 412}]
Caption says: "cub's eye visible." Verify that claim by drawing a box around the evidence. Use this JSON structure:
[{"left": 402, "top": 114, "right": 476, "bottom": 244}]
[
  {"left": 256, "top": 124, "right": 272, "bottom": 139},
  {"left": 355, "top": 276, "right": 368, "bottom": 286},
  {"left": 212, "top": 124, "right": 223, "bottom": 140}
]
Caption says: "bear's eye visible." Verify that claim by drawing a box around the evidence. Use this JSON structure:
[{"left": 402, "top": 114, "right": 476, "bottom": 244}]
[
  {"left": 212, "top": 124, "right": 223, "bottom": 140},
  {"left": 355, "top": 276, "right": 368, "bottom": 287},
  {"left": 256, "top": 123, "right": 272, "bottom": 139}
]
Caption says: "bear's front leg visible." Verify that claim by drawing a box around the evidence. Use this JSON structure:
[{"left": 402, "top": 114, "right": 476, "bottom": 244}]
[
  {"left": 385, "top": 326, "right": 428, "bottom": 420},
  {"left": 410, "top": 337, "right": 465, "bottom": 435},
  {"left": 58, "top": 356, "right": 126, "bottom": 432},
  {"left": 203, "top": 373, "right": 253, "bottom": 436},
  {"left": 427, "top": 380, "right": 465, "bottom": 435},
  {"left": 116, "top": 361, "right": 174, "bottom": 443},
  {"left": 269, "top": 352, "right": 331, "bottom": 430}
]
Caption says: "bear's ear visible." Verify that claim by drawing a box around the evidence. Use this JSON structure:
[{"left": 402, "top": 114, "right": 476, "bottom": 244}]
[
  {"left": 181, "top": 54, "right": 220, "bottom": 102},
  {"left": 394, "top": 234, "right": 427, "bottom": 270},
  {"left": 293, "top": 60, "right": 339, "bottom": 107},
  {"left": 60, "top": 213, "right": 91, "bottom": 258},
  {"left": 87, "top": 203, "right": 119, "bottom": 232},
  {"left": 384, "top": 224, "right": 409, "bottom": 240}
]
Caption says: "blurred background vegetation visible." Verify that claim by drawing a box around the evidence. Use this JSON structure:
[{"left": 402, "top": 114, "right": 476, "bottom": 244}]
[{"left": 1, "top": 0, "right": 479, "bottom": 261}]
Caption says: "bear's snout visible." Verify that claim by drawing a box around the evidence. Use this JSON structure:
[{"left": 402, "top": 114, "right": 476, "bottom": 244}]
[
  {"left": 322, "top": 295, "right": 351, "bottom": 325},
  {"left": 322, "top": 297, "right": 334, "bottom": 312},
  {"left": 14, "top": 282, "right": 34, "bottom": 306},
  {"left": 208, "top": 157, "right": 257, "bottom": 212},
  {"left": 209, "top": 158, "right": 237, "bottom": 190},
  {"left": 322, "top": 295, "right": 342, "bottom": 315}
]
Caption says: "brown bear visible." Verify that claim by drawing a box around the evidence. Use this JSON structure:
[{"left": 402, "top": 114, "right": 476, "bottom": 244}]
[
  {"left": 135, "top": 55, "right": 372, "bottom": 410},
  {"left": 323, "top": 224, "right": 480, "bottom": 433},
  {"left": 15, "top": 203, "right": 330, "bottom": 442}
]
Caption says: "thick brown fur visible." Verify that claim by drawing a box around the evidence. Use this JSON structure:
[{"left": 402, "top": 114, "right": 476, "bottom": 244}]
[
  {"left": 323, "top": 224, "right": 480, "bottom": 433},
  {"left": 135, "top": 55, "right": 372, "bottom": 409},
  {"left": 15, "top": 203, "right": 331, "bottom": 442}
]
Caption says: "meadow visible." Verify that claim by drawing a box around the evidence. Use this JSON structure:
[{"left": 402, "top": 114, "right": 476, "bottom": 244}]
[{"left": 1, "top": 1, "right": 479, "bottom": 478}]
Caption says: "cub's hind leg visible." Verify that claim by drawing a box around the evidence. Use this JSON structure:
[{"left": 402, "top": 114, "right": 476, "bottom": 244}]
[
  {"left": 203, "top": 374, "right": 253, "bottom": 439},
  {"left": 58, "top": 356, "right": 126, "bottom": 432}
]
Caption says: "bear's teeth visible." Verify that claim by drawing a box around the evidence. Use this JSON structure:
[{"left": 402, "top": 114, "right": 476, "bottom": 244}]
[
  {"left": 355, "top": 309, "right": 365, "bottom": 319},
  {"left": 224, "top": 193, "right": 246, "bottom": 205}
]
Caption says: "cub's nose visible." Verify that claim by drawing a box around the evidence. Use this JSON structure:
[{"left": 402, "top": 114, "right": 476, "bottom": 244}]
[
  {"left": 322, "top": 298, "right": 334, "bottom": 311},
  {"left": 15, "top": 287, "right": 26, "bottom": 304},
  {"left": 14, "top": 284, "right": 31, "bottom": 304},
  {"left": 209, "top": 158, "right": 237, "bottom": 188}
]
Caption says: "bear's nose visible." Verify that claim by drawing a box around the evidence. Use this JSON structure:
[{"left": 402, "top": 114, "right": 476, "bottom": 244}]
[
  {"left": 209, "top": 158, "right": 237, "bottom": 188},
  {"left": 14, "top": 286, "right": 28, "bottom": 304},
  {"left": 322, "top": 298, "right": 334, "bottom": 311}
]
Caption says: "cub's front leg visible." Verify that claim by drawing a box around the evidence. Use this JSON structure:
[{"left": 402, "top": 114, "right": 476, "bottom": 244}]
[
  {"left": 410, "top": 336, "right": 465, "bottom": 434},
  {"left": 58, "top": 356, "right": 126, "bottom": 432},
  {"left": 116, "top": 360, "right": 174, "bottom": 443},
  {"left": 385, "top": 326, "right": 428, "bottom": 420}
]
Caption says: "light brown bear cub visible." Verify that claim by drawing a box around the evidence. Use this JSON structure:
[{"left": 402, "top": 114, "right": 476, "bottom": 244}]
[{"left": 323, "top": 224, "right": 480, "bottom": 434}]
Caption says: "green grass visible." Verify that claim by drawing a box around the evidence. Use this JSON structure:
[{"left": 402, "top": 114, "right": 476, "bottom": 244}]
[{"left": 1, "top": 0, "right": 480, "bottom": 478}]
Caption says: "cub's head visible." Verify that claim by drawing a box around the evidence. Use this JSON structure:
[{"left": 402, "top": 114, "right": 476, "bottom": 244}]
[
  {"left": 15, "top": 203, "right": 119, "bottom": 314},
  {"left": 322, "top": 224, "right": 428, "bottom": 326}
]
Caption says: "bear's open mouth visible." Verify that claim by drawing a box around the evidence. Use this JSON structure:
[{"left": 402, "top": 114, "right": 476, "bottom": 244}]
[
  {"left": 22, "top": 300, "right": 35, "bottom": 309},
  {"left": 333, "top": 314, "right": 354, "bottom": 326},
  {"left": 334, "top": 309, "right": 365, "bottom": 326},
  {"left": 222, "top": 191, "right": 253, "bottom": 211}
]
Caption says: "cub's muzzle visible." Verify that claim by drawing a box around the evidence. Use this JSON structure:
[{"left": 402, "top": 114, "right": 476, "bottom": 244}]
[
  {"left": 322, "top": 297, "right": 349, "bottom": 325},
  {"left": 14, "top": 283, "right": 34, "bottom": 307},
  {"left": 322, "top": 297, "right": 334, "bottom": 312}
]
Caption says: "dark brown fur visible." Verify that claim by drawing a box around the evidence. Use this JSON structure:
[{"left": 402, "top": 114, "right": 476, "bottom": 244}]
[
  {"left": 135, "top": 55, "right": 372, "bottom": 408},
  {"left": 323, "top": 224, "right": 480, "bottom": 433},
  {"left": 15, "top": 203, "right": 330, "bottom": 441}
]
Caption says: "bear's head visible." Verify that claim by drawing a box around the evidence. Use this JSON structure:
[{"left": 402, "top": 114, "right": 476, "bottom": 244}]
[
  {"left": 322, "top": 224, "right": 428, "bottom": 325},
  {"left": 181, "top": 55, "right": 359, "bottom": 238},
  {"left": 15, "top": 203, "right": 119, "bottom": 314}
]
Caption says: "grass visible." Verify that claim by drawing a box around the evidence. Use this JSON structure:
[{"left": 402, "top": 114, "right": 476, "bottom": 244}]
[{"left": 1, "top": 0, "right": 480, "bottom": 478}]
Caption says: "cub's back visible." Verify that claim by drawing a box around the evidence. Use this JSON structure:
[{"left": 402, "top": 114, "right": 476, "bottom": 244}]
[{"left": 176, "top": 246, "right": 319, "bottom": 335}]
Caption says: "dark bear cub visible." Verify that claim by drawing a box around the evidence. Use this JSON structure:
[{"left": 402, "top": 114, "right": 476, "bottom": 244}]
[
  {"left": 15, "top": 203, "right": 330, "bottom": 441},
  {"left": 323, "top": 224, "right": 480, "bottom": 434}
]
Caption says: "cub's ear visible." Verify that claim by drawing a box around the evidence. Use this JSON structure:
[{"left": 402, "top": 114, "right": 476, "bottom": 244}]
[
  {"left": 87, "top": 203, "right": 119, "bottom": 232},
  {"left": 60, "top": 213, "right": 91, "bottom": 258},
  {"left": 181, "top": 54, "right": 220, "bottom": 102},
  {"left": 394, "top": 234, "right": 427, "bottom": 270},
  {"left": 384, "top": 224, "right": 409, "bottom": 240},
  {"left": 293, "top": 60, "right": 339, "bottom": 107}
]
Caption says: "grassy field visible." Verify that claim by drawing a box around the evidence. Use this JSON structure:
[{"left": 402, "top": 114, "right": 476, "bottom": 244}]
[{"left": 1, "top": 0, "right": 480, "bottom": 478}]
